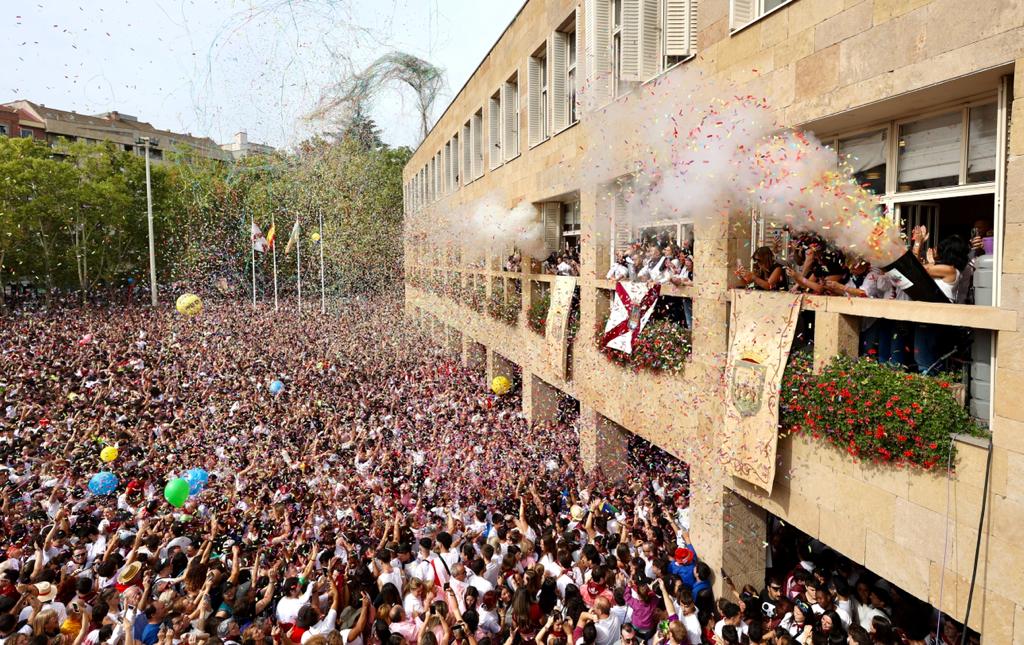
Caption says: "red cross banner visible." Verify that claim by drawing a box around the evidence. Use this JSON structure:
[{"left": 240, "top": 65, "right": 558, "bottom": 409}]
[{"left": 601, "top": 281, "right": 660, "bottom": 354}]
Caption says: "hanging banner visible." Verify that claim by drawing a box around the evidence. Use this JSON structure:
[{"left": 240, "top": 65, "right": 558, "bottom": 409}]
[
  {"left": 724, "top": 290, "right": 803, "bottom": 494},
  {"left": 545, "top": 276, "right": 578, "bottom": 377},
  {"left": 601, "top": 281, "right": 660, "bottom": 354}
]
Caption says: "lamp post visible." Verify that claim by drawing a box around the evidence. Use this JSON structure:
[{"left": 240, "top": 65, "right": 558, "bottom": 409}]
[{"left": 136, "top": 136, "right": 159, "bottom": 306}]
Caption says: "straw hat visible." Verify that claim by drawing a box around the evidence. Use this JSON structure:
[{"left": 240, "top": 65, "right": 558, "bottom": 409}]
[{"left": 117, "top": 561, "right": 143, "bottom": 586}]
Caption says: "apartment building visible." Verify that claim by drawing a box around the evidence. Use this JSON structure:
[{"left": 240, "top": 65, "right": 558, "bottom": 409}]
[
  {"left": 2, "top": 100, "right": 232, "bottom": 161},
  {"left": 402, "top": 0, "right": 1024, "bottom": 640}
]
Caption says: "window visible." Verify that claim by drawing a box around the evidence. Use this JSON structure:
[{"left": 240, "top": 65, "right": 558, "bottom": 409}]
[
  {"left": 0, "top": 125, "right": 7, "bottom": 136},
  {"left": 20, "top": 128, "right": 33, "bottom": 138},
  {"left": 838, "top": 129, "right": 887, "bottom": 195},
  {"left": 462, "top": 121, "right": 473, "bottom": 183},
  {"left": 502, "top": 74, "right": 520, "bottom": 160},
  {"left": 562, "top": 201, "right": 582, "bottom": 254},
  {"left": 731, "top": 0, "right": 793, "bottom": 32},
  {"left": 567, "top": 29, "right": 578, "bottom": 125},
  {"left": 612, "top": 0, "right": 625, "bottom": 95},
  {"left": 552, "top": 13, "right": 578, "bottom": 132},
  {"left": 967, "top": 103, "right": 997, "bottom": 183},
  {"left": 471, "top": 109, "right": 484, "bottom": 179},
  {"left": 897, "top": 104, "right": 997, "bottom": 192},
  {"left": 528, "top": 44, "right": 549, "bottom": 146},
  {"left": 452, "top": 133, "right": 461, "bottom": 186},
  {"left": 664, "top": 0, "right": 698, "bottom": 67},
  {"left": 443, "top": 142, "right": 452, "bottom": 195},
  {"left": 489, "top": 91, "right": 502, "bottom": 169}
]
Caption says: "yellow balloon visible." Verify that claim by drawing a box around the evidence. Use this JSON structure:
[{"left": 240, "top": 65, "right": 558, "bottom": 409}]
[
  {"left": 100, "top": 446, "right": 118, "bottom": 462},
  {"left": 491, "top": 375, "right": 512, "bottom": 396},
  {"left": 310, "top": 232, "right": 321, "bottom": 243},
  {"left": 175, "top": 293, "right": 203, "bottom": 317}
]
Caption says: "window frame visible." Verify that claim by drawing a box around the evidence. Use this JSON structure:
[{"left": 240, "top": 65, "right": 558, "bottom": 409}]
[{"left": 730, "top": 0, "right": 796, "bottom": 35}]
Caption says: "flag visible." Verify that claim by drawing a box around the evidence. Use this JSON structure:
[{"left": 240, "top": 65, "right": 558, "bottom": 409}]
[
  {"left": 251, "top": 222, "right": 269, "bottom": 253},
  {"left": 601, "top": 281, "right": 660, "bottom": 354},
  {"left": 285, "top": 219, "right": 300, "bottom": 254},
  {"left": 266, "top": 223, "right": 277, "bottom": 249}
]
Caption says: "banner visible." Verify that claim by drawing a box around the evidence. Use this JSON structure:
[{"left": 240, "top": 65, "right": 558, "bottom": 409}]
[
  {"left": 545, "top": 276, "right": 577, "bottom": 377},
  {"left": 601, "top": 281, "right": 660, "bottom": 354},
  {"left": 724, "top": 290, "right": 803, "bottom": 493}
]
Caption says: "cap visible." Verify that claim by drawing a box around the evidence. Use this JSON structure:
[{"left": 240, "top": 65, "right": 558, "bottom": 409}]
[{"left": 673, "top": 547, "right": 694, "bottom": 565}]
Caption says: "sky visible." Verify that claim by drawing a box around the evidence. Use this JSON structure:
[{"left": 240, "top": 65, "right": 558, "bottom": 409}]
[{"left": 6, "top": 0, "right": 524, "bottom": 150}]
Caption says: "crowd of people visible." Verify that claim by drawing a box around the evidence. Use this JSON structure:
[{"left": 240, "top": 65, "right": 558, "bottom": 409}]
[{"left": 1, "top": 294, "right": 975, "bottom": 645}]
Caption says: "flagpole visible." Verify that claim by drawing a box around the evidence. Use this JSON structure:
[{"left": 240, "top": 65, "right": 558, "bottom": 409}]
[
  {"left": 271, "top": 208, "right": 279, "bottom": 312},
  {"left": 250, "top": 209, "right": 257, "bottom": 309},
  {"left": 296, "top": 218, "right": 302, "bottom": 312},
  {"left": 318, "top": 207, "right": 325, "bottom": 314}
]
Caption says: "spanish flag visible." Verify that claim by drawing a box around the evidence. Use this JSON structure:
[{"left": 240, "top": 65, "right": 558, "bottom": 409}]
[{"left": 266, "top": 223, "right": 277, "bottom": 249}]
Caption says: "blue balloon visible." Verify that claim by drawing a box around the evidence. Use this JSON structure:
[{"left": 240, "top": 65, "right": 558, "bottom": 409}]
[
  {"left": 184, "top": 468, "right": 209, "bottom": 495},
  {"left": 88, "top": 471, "right": 119, "bottom": 496},
  {"left": 269, "top": 380, "right": 284, "bottom": 395}
]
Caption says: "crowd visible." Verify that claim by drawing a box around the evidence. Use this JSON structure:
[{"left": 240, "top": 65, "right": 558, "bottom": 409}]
[{"left": 0, "top": 294, "right": 974, "bottom": 645}]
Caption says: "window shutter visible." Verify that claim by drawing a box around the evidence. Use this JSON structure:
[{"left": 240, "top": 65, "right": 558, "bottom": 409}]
[
  {"left": 639, "top": 0, "right": 661, "bottom": 79},
  {"left": 620, "top": 0, "right": 641, "bottom": 82},
  {"left": 541, "top": 202, "right": 562, "bottom": 253},
  {"left": 584, "top": 0, "right": 611, "bottom": 105},
  {"left": 471, "top": 112, "right": 483, "bottom": 178},
  {"left": 489, "top": 96, "right": 502, "bottom": 169},
  {"left": 551, "top": 32, "right": 569, "bottom": 133},
  {"left": 501, "top": 82, "right": 519, "bottom": 160},
  {"left": 576, "top": 7, "right": 585, "bottom": 81},
  {"left": 462, "top": 123, "right": 472, "bottom": 183},
  {"left": 730, "top": 0, "right": 755, "bottom": 31},
  {"left": 663, "top": 0, "right": 688, "bottom": 56},
  {"left": 613, "top": 193, "right": 631, "bottom": 258},
  {"left": 527, "top": 57, "right": 542, "bottom": 147}
]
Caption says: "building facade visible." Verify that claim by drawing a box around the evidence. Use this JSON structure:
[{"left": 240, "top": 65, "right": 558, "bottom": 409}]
[
  {"left": 1, "top": 100, "right": 232, "bottom": 161},
  {"left": 220, "top": 130, "right": 275, "bottom": 160},
  {"left": 403, "top": 0, "right": 1024, "bottom": 640}
]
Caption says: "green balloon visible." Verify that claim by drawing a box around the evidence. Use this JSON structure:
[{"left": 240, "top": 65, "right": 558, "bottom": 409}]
[{"left": 164, "top": 478, "right": 190, "bottom": 508}]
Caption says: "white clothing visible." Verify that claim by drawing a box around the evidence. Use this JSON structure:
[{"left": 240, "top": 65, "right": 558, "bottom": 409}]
[
  {"left": 276, "top": 584, "right": 314, "bottom": 624},
  {"left": 301, "top": 608, "right": 338, "bottom": 643}
]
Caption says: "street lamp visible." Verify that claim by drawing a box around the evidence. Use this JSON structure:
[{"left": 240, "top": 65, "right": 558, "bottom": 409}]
[{"left": 136, "top": 136, "right": 159, "bottom": 306}]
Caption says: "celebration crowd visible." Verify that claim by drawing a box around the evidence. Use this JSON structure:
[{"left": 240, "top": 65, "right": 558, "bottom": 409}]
[{"left": 1, "top": 295, "right": 974, "bottom": 645}]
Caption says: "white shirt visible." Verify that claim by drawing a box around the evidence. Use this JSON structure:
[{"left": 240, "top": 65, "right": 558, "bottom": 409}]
[
  {"left": 681, "top": 612, "right": 702, "bottom": 645},
  {"left": 594, "top": 612, "right": 625, "bottom": 645},
  {"left": 276, "top": 585, "right": 314, "bottom": 625},
  {"left": 467, "top": 573, "right": 493, "bottom": 595},
  {"left": 713, "top": 619, "right": 748, "bottom": 640},
  {"left": 301, "top": 608, "right": 338, "bottom": 643},
  {"left": 377, "top": 569, "right": 404, "bottom": 594}
]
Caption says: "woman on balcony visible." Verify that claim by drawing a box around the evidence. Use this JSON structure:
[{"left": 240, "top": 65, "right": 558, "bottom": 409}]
[{"left": 736, "top": 246, "right": 788, "bottom": 291}]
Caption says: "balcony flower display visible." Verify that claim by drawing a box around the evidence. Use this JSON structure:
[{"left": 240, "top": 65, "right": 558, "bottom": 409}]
[
  {"left": 487, "top": 293, "right": 521, "bottom": 325},
  {"left": 780, "top": 353, "right": 984, "bottom": 470},
  {"left": 597, "top": 318, "right": 691, "bottom": 373},
  {"left": 528, "top": 292, "right": 580, "bottom": 341},
  {"left": 527, "top": 292, "right": 550, "bottom": 335}
]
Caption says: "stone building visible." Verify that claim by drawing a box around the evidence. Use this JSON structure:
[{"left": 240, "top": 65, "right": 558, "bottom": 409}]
[
  {"left": 220, "top": 130, "right": 275, "bottom": 160},
  {"left": 402, "top": 0, "right": 1024, "bottom": 641},
  {"left": 2, "top": 100, "right": 232, "bottom": 161}
]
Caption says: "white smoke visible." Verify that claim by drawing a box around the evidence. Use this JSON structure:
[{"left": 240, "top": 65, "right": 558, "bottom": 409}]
[
  {"left": 407, "top": 190, "right": 548, "bottom": 261},
  {"left": 584, "top": 65, "right": 905, "bottom": 266}
]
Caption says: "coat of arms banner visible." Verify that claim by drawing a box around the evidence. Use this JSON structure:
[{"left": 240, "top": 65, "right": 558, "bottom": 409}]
[{"left": 725, "top": 290, "right": 804, "bottom": 494}]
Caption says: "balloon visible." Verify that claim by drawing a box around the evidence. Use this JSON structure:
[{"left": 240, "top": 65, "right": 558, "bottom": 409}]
[
  {"left": 269, "top": 380, "right": 284, "bottom": 395},
  {"left": 100, "top": 446, "right": 118, "bottom": 462},
  {"left": 491, "top": 375, "right": 512, "bottom": 396},
  {"left": 175, "top": 294, "right": 203, "bottom": 317},
  {"left": 184, "top": 468, "right": 209, "bottom": 495},
  {"left": 88, "top": 472, "right": 118, "bottom": 496},
  {"left": 310, "top": 232, "right": 321, "bottom": 243},
  {"left": 164, "top": 478, "right": 190, "bottom": 508}
]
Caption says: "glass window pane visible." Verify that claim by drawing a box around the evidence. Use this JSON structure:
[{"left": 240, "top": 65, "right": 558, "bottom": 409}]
[
  {"left": 764, "top": 0, "right": 789, "bottom": 12},
  {"left": 967, "top": 102, "right": 997, "bottom": 183},
  {"left": 897, "top": 110, "right": 962, "bottom": 192},
  {"left": 839, "top": 129, "right": 888, "bottom": 195}
]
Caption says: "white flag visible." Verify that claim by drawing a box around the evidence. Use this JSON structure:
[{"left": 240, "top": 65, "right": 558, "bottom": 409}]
[{"left": 251, "top": 222, "right": 269, "bottom": 253}]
